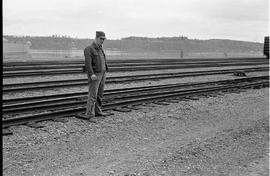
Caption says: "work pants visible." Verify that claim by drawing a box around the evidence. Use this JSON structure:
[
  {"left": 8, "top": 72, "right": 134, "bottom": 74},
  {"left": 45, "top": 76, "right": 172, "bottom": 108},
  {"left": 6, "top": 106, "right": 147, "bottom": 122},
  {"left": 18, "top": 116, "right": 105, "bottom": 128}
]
[{"left": 85, "top": 71, "right": 106, "bottom": 118}]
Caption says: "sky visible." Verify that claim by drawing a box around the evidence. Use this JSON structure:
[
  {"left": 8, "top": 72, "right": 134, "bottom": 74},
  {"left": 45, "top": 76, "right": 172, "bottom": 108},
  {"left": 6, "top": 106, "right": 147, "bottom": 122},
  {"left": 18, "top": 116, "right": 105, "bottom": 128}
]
[{"left": 3, "top": 0, "right": 269, "bottom": 42}]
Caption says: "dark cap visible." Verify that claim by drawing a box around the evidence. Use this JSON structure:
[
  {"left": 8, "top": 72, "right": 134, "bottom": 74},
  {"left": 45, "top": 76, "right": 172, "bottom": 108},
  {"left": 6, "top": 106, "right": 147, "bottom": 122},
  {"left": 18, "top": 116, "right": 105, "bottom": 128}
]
[{"left": 96, "top": 31, "right": 106, "bottom": 39}]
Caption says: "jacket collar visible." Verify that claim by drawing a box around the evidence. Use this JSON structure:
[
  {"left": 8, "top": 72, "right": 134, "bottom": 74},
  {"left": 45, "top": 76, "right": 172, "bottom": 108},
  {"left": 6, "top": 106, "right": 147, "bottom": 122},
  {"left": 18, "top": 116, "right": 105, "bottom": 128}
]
[{"left": 92, "top": 41, "right": 102, "bottom": 50}]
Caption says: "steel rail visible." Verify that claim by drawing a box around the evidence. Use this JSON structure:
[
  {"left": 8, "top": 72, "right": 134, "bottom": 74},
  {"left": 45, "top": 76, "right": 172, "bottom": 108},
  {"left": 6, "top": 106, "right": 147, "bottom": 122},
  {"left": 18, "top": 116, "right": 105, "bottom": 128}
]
[
  {"left": 3, "top": 75, "right": 269, "bottom": 106},
  {"left": 2, "top": 78, "right": 268, "bottom": 128},
  {"left": 3, "top": 60, "right": 267, "bottom": 71},
  {"left": 3, "top": 62, "right": 269, "bottom": 77},
  {"left": 2, "top": 80, "right": 229, "bottom": 113},
  {"left": 3, "top": 57, "right": 267, "bottom": 66},
  {"left": 3, "top": 67, "right": 269, "bottom": 92},
  {"left": 5, "top": 79, "right": 268, "bottom": 116}
]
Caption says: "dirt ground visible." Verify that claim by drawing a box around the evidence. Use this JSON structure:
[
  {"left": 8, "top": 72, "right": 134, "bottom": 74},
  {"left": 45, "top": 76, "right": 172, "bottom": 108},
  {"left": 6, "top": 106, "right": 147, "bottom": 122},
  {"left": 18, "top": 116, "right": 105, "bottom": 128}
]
[{"left": 2, "top": 88, "right": 269, "bottom": 176}]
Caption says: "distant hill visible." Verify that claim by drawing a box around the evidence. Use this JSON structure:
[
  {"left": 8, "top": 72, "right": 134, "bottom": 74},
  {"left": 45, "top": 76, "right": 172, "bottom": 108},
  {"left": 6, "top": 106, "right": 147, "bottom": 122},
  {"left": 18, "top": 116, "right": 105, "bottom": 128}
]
[{"left": 3, "top": 35, "right": 264, "bottom": 54}]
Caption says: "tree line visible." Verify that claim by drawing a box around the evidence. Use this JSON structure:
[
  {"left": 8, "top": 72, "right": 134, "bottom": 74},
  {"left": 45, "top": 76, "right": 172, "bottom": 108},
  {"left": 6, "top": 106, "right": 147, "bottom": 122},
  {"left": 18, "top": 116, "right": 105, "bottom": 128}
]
[{"left": 3, "top": 35, "right": 263, "bottom": 53}]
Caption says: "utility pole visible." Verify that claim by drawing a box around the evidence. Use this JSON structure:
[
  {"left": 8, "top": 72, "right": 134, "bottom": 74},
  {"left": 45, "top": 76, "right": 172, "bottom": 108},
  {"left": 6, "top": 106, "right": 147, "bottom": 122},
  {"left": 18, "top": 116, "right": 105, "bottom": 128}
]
[{"left": 180, "top": 49, "right": 184, "bottom": 58}]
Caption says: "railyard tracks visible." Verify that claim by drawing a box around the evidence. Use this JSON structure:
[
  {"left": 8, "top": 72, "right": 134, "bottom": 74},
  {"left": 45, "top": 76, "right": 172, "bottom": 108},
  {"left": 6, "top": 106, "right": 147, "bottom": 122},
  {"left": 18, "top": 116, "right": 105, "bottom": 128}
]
[
  {"left": 3, "top": 60, "right": 267, "bottom": 71},
  {"left": 2, "top": 76, "right": 269, "bottom": 129},
  {"left": 2, "top": 79, "right": 242, "bottom": 109},
  {"left": 3, "top": 57, "right": 268, "bottom": 66},
  {"left": 2, "top": 60, "right": 260, "bottom": 71},
  {"left": 3, "top": 57, "right": 269, "bottom": 77},
  {"left": 3, "top": 67, "right": 269, "bottom": 92}
]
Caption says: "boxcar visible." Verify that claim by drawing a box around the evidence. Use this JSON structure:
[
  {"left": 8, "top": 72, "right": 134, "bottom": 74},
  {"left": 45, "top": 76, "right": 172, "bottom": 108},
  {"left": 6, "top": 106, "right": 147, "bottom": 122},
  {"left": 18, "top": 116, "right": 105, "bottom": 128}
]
[{"left": 263, "top": 36, "right": 269, "bottom": 58}]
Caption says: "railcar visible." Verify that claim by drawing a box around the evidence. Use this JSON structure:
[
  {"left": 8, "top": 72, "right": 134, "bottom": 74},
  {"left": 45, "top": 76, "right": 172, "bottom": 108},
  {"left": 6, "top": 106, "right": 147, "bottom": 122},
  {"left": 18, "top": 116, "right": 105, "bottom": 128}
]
[{"left": 263, "top": 36, "right": 269, "bottom": 58}]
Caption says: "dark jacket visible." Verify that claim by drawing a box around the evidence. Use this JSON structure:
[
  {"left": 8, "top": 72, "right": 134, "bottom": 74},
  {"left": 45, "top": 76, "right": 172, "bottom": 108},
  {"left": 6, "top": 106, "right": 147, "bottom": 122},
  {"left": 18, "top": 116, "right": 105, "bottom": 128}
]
[{"left": 84, "top": 42, "right": 108, "bottom": 77}]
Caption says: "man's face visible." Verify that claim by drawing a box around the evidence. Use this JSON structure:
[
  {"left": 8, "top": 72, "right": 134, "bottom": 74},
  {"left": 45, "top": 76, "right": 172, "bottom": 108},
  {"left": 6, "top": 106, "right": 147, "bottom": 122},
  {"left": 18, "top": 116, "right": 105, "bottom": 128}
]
[{"left": 96, "top": 37, "right": 106, "bottom": 45}]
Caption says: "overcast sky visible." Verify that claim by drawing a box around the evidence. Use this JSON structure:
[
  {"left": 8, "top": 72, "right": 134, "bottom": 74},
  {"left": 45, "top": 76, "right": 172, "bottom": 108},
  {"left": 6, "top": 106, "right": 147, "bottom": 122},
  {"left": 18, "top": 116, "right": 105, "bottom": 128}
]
[{"left": 3, "top": 0, "right": 269, "bottom": 42}]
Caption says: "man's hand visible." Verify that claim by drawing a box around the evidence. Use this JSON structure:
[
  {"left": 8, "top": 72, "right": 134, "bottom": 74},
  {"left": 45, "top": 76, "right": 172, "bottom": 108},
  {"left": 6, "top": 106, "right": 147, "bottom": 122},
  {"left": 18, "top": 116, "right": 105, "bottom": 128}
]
[{"left": 91, "top": 74, "right": 97, "bottom": 80}]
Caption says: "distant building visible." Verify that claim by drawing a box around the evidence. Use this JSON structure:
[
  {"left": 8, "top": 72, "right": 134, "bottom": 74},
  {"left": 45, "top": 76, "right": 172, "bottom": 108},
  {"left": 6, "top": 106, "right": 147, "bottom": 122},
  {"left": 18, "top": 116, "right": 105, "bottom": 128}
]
[
  {"left": 26, "top": 41, "right": 32, "bottom": 47},
  {"left": 3, "top": 37, "right": 30, "bottom": 54},
  {"left": 3, "top": 37, "right": 8, "bottom": 43}
]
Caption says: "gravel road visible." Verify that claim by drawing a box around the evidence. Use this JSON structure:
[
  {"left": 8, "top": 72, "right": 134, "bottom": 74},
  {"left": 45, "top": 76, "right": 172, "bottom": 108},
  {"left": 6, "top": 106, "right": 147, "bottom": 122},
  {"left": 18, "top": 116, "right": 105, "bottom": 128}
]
[{"left": 3, "top": 87, "right": 269, "bottom": 176}]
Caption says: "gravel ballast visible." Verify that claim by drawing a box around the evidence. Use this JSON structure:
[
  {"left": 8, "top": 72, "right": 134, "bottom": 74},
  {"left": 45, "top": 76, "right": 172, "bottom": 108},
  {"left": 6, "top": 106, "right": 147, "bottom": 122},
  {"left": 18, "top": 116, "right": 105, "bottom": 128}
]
[{"left": 2, "top": 87, "right": 269, "bottom": 176}]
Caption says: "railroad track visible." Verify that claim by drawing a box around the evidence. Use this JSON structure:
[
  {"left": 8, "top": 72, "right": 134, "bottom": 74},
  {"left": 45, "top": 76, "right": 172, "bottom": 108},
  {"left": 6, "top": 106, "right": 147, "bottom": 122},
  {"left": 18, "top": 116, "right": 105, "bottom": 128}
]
[
  {"left": 3, "top": 67, "right": 269, "bottom": 93},
  {"left": 2, "top": 75, "right": 269, "bottom": 128},
  {"left": 3, "top": 59, "right": 268, "bottom": 77},
  {"left": 2, "top": 78, "right": 257, "bottom": 105},
  {"left": 2, "top": 79, "right": 242, "bottom": 110},
  {"left": 3, "top": 57, "right": 267, "bottom": 66},
  {"left": 3, "top": 60, "right": 267, "bottom": 71}
]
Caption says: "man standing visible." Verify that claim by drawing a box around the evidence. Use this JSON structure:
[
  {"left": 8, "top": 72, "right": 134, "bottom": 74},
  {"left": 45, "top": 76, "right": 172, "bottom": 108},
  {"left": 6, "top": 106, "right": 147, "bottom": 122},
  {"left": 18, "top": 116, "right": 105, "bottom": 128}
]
[{"left": 84, "top": 31, "right": 108, "bottom": 121}]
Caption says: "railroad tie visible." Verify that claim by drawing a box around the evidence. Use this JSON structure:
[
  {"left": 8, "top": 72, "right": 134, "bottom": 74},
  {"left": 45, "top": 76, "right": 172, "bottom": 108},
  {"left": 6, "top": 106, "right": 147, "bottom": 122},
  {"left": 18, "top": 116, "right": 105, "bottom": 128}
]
[
  {"left": 196, "top": 94, "right": 211, "bottom": 98},
  {"left": 102, "top": 111, "right": 115, "bottom": 116},
  {"left": 230, "top": 90, "right": 241, "bottom": 93},
  {"left": 165, "top": 99, "right": 179, "bottom": 103},
  {"left": 126, "top": 105, "right": 142, "bottom": 110},
  {"left": 2, "top": 128, "right": 13, "bottom": 136},
  {"left": 175, "top": 97, "right": 190, "bottom": 101},
  {"left": 233, "top": 71, "right": 247, "bottom": 77},
  {"left": 142, "top": 103, "right": 156, "bottom": 107},
  {"left": 113, "top": 107, "right": 132, "bottom": 112},
  {"left": 153, "top": 101, "right": 170, "bottom": 105},
  {"left": 75, "top": 113, "right": 89, "bottom": 120},
  {"left": 183, "top": 96, "right": 200, "bottom": 100},
  {"left": 206, "top": 94, "right": 218, "bottom": 97},
  {"left": 252, "top": 85, "right": 263, "bottom": 89},
  {"left": 208, "top": 92, "right": 225, "bottom": 97},
  {"left": 25, "top": 122, "right": 46, "bottom": 128},
  {"left": 51, "top": 117, "right": 69, "bottom": 123}
]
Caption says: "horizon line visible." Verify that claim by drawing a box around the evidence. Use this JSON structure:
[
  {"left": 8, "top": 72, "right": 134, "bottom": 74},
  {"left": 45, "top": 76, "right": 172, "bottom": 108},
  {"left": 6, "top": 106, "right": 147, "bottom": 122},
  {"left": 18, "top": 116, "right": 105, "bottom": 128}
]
[{"left": 3, "top": 34, "right": 266, "bottom": 43}]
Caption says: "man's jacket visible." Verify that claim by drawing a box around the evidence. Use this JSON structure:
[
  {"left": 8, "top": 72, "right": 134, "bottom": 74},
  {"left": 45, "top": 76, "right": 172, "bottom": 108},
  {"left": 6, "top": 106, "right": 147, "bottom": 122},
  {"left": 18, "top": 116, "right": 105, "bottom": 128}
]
[{"left": 84, "top": 42, "right": 108, "bottom": 77}]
